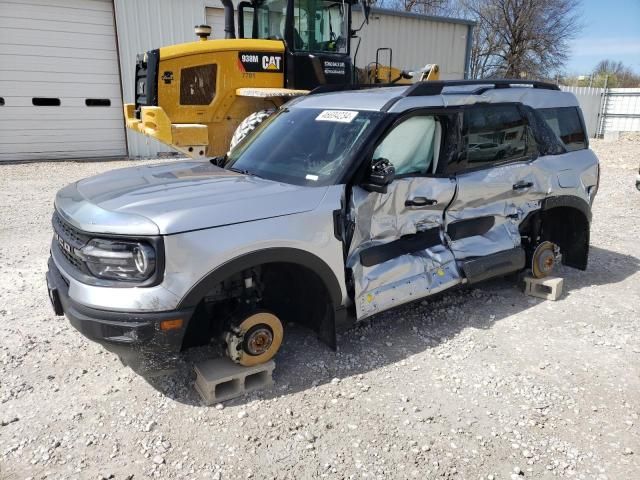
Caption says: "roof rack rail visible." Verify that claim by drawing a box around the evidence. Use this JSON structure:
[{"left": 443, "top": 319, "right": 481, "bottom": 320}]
[{"left": 404, "top": 79, "right": 560, "bottom": 97}]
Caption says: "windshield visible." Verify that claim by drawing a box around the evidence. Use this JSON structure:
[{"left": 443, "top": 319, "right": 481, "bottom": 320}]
[
  {"left": 225, "top": 108, "right": 384, "bottom": 186},
  {"left": 245, "top": 0, "right": 348, "bottom": 53}
]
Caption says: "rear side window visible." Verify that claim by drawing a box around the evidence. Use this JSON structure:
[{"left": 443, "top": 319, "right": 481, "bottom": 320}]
[
  {"left": 447, "top": 104, "right": 533, "bottom": 174},
  {"left": 538, "top": 107, "right": 587, "bottom": 151},
  {"left": 180, "top": 64, "right": 217, "bottom": 105}
]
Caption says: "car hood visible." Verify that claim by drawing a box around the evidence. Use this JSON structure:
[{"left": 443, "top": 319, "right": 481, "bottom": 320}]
[{"left": 55, "top": 161, "right": 328, "bottom": 235}]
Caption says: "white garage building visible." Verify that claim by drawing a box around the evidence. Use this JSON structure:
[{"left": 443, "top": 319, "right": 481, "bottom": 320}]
[{"left": 0, "top": 0, "right": 473, "bottom": 161}]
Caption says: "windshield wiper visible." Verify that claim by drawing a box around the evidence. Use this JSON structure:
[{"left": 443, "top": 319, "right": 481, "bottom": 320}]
[{"left": 228, "top": 167, "right": 262, "bottom": 178}]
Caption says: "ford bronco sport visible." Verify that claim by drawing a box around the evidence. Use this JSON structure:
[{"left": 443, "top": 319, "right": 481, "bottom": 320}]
[{"left": 46, "top": 80, "right": 599, "bottom": 375}]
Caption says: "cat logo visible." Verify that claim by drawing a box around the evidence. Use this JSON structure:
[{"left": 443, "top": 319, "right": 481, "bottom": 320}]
[
  {"left": 238, "top": 52, "right": 284, "bottom": 73},
  {"left": 262, "top": 55, "right": 282, "bottom": 71}
]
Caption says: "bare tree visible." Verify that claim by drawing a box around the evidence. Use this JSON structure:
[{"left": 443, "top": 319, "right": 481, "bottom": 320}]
[
  {"left": 376, "top": 0, "right": 455, "bottom": 15},
  {"left": 461, "top": 0, "right": 582, "bottom": 79}
]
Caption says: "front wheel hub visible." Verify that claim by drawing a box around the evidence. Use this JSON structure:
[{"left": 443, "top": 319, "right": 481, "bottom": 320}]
[
  {"left": 225, "top": 311, "right": 283, "bottom": 366},
  {"left": 244, "top": 325, "right": 274, "bottom": 356}
]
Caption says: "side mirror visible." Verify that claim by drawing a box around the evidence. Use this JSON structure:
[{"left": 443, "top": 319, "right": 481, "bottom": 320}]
[
  {"left": 361, "top": 0, "right": 371, "bottom": 24},
  {"left": 362, "top": 158, "right": 395, "bottom": 193}
]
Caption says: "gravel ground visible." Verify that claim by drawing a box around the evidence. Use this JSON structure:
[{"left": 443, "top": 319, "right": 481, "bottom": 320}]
[{"left": 1, "top": 138, "right": 639, "bottom": 480}]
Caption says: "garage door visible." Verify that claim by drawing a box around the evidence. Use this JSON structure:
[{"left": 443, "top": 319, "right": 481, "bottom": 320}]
[
  {"left": 206, "top": 7, "right": 227, "bottom": 40},
  {"left": 0, "top": 0, "right": 126, "bottom": 161}
]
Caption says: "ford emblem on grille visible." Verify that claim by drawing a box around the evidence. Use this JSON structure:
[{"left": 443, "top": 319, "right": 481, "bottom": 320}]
[{"left": 55, "top": 232, "right": 73, "bottom": 254}]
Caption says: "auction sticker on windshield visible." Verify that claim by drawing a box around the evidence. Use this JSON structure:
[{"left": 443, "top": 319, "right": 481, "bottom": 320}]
[{"left": 316, "top": 110, "right": 358, "bottom": 123}]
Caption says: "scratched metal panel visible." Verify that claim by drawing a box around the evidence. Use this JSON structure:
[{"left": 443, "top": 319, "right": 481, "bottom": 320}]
[{"left": 114, "top": 0, "right": 208, "bottom": 158}]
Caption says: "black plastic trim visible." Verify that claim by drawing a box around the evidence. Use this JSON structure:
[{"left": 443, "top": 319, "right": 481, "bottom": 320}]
[
  {"left": 332, "top": 209, "right": 343, "bottom": 241},
  {"left": 447, "top": 216, "right": 495, "bottom": 241},
  {"left": 47, "top": 258, "right": 193, "bottom": 374},
  {"left": 542, "top": 195, "right": 592, "bottom": 223},
  {"left": 461, "top": 247, "right": 525, "bottom": 284},
  {"left": 359, "top": 228, "right": 442, "bottom": 267},
  {"left": 404, "top": 79, "right": 560, "bottom": 97},
  {"left": 177, "top": 248, "right": 343, "bottom": 310}
]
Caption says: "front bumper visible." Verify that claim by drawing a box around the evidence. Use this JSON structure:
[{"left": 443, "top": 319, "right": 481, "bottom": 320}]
[
  {"left": 46, "top": 257, "right": 194, "bottom": 375},
  {"left": 123, "top": 103, "right": 209, "bottom": 159}
]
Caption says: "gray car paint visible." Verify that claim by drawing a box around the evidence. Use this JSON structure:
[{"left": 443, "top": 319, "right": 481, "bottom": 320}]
[{"left": 56, "top": 161, "right": 329, "bottom": 235}]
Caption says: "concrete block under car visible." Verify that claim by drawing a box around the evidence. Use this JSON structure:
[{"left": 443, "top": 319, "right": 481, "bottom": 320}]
[
  {"left": 523, "top": 276, "right": 564, "bottom": 301},
  {"left": 194, "top": 358, "right": 275, "bottom": 404}
]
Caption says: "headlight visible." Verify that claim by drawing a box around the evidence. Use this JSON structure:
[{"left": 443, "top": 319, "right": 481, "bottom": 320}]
[{"left": 78, "top": 239, "right": 156, "bottom": 281}]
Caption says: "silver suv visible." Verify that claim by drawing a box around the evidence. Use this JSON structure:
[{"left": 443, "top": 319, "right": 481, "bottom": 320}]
[{"left": 46, "top": 80, "right": 599, "bottom": 374}]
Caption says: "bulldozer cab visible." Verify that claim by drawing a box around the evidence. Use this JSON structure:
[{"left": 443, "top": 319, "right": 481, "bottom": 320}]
[
  {"left": 123, "top": 0, "right": 437, "bottom": 159},
  {"left": 237, "top": 0, "right": 355, "bottom": 89}
]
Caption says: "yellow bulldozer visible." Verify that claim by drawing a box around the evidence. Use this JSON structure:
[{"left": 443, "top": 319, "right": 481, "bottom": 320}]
[{"left": 124, "top": 0, "right": 439, "bottom": 159}]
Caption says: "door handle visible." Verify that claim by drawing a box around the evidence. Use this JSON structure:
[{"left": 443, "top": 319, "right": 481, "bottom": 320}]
[
  {"left": 512, "top": 181, "right": 534, "bottom": 190},
  {"left": 405, "top": 197, "right": 438, "bottom": 207}
]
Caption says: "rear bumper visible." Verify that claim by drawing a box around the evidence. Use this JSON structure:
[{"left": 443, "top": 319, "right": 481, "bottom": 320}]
[{"left": 47, "top": 257, "right": 194, "bottom": 375}]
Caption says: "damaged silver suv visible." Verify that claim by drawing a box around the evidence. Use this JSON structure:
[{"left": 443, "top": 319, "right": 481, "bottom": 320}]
[{"left": 46, "top": 80, "right": 599, "bottom": 374}]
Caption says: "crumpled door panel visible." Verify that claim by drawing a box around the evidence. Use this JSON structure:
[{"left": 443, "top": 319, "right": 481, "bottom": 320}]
[
  {"left": 347, "top": 178, "right": 460, "bottom": 319},
  {"left": 446, "top": 162, "right": 547, "bottom": 260}
]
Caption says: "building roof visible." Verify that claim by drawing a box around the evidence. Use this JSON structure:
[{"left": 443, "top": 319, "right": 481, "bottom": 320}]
[{"left": 353, "top": 6, "right": 476, "bottom": 26}]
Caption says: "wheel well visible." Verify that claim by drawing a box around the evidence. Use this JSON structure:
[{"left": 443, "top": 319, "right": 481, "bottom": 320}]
[
  {"left": 181, "top": 261, "right": 337, "bottom": 351},
  {"left": 520, "top": 205, "right": 590, "bottom": 271}
]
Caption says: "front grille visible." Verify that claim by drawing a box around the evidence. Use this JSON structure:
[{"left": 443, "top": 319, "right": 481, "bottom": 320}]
[
  {"left": 52, "top": 212, "right": 89, "bottom": 272},
  {"left": 58, "top": 243, "right": 83, "bottom": 270},
  {"left": 52, "top": 212, "right": 89, "bottom": 248}
]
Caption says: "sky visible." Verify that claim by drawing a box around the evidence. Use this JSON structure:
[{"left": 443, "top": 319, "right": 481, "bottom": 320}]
[{"left": 566, "top": 0, "right": 640, "bottom": 74}]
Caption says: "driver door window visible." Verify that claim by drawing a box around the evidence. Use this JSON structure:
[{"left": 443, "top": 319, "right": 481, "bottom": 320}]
[{"left": 372, "top": 116, "right": 440, "bottom": 176}]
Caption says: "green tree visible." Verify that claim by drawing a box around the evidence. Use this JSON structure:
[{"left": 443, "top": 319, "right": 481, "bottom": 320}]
[{"left": 591, "top": 59, "right": 640, "bottom": 87}]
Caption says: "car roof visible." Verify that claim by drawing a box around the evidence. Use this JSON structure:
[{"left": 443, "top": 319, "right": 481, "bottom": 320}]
[
  {"left": 291, "top": 86, "right": 410, "bottom": 112},
  {"left": 291, "top": 81, "right": 580, "bottom": 113}
]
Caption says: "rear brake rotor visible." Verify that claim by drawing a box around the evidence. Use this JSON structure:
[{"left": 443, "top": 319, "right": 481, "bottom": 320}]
[{"left": 532, "top": 241, "right": 560, "bottom": 279}]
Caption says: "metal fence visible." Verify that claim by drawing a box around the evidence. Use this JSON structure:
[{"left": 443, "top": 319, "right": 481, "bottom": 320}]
[
  {"left": 561, "top": 85, "right": 640, "bottom": 138},
  {"left": 601, "top": 88, "right": 640, "bottom": 134}
]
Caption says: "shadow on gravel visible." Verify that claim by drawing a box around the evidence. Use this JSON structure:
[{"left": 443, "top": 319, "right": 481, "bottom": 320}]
[{"left": 145, "top": 245, "right": 640, "bottom": 406}]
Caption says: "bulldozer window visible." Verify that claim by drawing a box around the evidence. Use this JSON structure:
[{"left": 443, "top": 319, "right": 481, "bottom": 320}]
[
  {"left": 293, "top": 0, "right": 347, "bottom": 53},
  {"left": 248, "top": 0, "right": 347, "bottom": 53},
  {"left": 253, "top": 0, "right": 286, "bottom": 40},
  {"left": 180, "top": 64, "right": 217, "bottom": 106}
]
